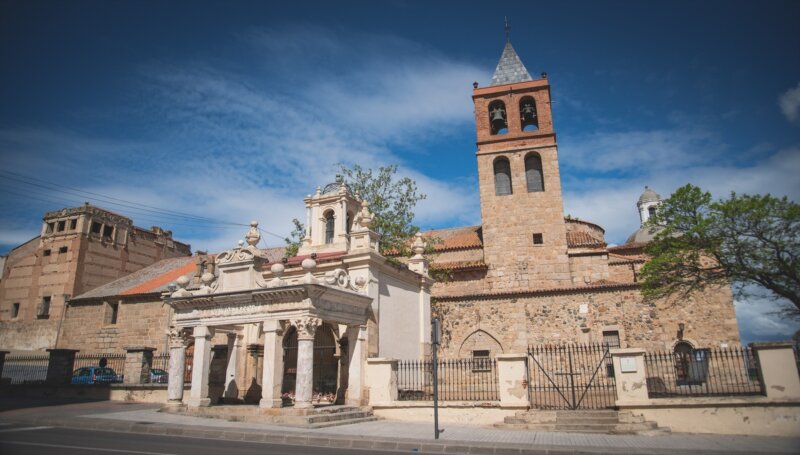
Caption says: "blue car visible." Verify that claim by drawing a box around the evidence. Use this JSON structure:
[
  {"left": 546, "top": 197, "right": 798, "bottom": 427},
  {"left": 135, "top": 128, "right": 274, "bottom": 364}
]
[{"left": 71, "top": 366, "right": 122, "bottom": 384}]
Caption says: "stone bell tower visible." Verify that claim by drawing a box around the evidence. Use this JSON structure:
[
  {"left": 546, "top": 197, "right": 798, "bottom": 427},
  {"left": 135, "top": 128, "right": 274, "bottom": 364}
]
[{"left": 473, "top": 33, "right": 571, "bottom": 290}]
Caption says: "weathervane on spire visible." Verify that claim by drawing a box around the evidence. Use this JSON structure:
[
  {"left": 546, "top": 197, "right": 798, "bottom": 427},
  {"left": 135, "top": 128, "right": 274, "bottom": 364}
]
[{"left": 504, "top": 16, "right": 510, "bottom": 42}]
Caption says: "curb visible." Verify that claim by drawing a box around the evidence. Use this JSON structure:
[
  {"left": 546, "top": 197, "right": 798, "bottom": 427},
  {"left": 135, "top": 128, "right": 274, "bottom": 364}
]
[{"left": 0, "top": 413, "right": 766, "bottom": 455}]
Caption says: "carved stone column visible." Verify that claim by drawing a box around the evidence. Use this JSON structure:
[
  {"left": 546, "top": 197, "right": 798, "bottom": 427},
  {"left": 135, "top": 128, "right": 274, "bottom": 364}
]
[
  {"left": 293, "top": 317, "right": 321, "bottom": 409},
  {"left": 188, "top": 326, "right": 214, "bottom": 408},
  {"left": 346, "top": 325, "right": 368, "bottom": 405},
  {"left": 223, "top": 333, "right": 241, "bottom": 401},
  {"left": 166, "top": 328, "right": 190, "bottom": 407},
  {"left": 260, "top": 320, "right": 285, "bottom": 409}
]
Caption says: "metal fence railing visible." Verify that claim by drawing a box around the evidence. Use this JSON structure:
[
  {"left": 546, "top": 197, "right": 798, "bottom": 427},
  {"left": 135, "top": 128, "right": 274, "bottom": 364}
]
[
  {"left": 1, "top": 354, "right": 49, "bottom": 384},
  {"left": 73, "top": 353, "right": 126, "bottom": 383},
  {"left": 397, "top": 358, "right": 498, "bottom": 401},
  {"left": 644, "top": 346, "right": 763, "bottom": 398},
  {"left": 527, "top": 343, "right": 617, "bottom": 410}
]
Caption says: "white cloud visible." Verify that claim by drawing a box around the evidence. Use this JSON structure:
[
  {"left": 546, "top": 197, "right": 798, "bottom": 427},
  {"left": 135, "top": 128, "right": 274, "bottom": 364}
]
[
  {"left": 0, "top": 26, "right": 485, "bottom": 253},
  {"left": 779, "top": 82, "right": 800, "bottom": 123}
]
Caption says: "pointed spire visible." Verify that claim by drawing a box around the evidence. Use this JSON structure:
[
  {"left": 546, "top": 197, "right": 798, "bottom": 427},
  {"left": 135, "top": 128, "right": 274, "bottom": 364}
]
[{"left": 490, "top": 19, "right": 532, "bottom": 86}]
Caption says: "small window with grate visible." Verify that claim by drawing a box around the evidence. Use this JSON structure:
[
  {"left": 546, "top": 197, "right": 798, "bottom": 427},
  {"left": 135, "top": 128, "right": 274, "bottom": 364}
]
[
  {"left": 472, "top": 349, "right": 491, "bottom": 372},
  {"left": 12, "top": 303, "right": 20, "bottom": 319},
  {"left": 532, "top": 233, "right": 543, "bottom": 245},
  {"left": 603, "top": 330, "right": 620, "bottom": 378},
  {"left": 59, "top": 246, "right": 68, "bottom": 254},
  {"left": 43, "top": 249, "right": 51, "bottom": 257}
]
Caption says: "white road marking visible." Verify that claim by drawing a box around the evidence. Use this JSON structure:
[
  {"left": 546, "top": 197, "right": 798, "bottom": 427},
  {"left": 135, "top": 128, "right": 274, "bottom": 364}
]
[
  {"left": 0, "top": 426, "right": 52, "bottom": 433},
  {"left": 0, "top": 440, "right": 179, "bottom": 454}
]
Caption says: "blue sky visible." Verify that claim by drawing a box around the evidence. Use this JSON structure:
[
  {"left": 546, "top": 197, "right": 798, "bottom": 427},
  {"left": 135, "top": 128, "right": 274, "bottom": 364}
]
[{"left": 1, "top": 0, "right": 798, "bottom": 343}]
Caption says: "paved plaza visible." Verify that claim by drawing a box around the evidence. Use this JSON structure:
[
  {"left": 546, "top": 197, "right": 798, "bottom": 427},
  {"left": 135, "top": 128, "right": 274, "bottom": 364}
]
[{"left": 0, "top": 399, "right": 798, "bottom": 454}]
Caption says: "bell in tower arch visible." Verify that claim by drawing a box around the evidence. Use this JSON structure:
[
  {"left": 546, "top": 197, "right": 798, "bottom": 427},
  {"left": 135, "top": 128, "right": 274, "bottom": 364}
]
[
  {"left": 520, "top": 97, "right": 538, "bottom": 131},
  {"left": 489, "top": 101, "right": 508, "bottom": 135}
]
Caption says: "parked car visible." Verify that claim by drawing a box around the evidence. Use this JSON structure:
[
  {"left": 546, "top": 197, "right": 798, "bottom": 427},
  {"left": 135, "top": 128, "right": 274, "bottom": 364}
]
[
  {"left": 71, "top": 367, "right": 122, "bottom": 384},
  {"left": 149, "top": 368, "right": 168, "bottom": 383}
]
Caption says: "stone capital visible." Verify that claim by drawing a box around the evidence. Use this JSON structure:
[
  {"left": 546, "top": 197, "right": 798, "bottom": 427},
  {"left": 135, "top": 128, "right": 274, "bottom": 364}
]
[
  {"left": 168, "top": 327, "right": 192, "bottom": 349},
  {"left": 292, "top": 317, "right": 322, "bottom": 340}
]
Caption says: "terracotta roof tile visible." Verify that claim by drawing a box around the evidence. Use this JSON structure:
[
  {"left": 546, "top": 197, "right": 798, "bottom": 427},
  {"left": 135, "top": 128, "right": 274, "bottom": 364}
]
[
  {"left": 435, "top": 281, "right": 639, "bottom": 301},
  {"left": 424, "top": 225, "right": 483, "bottom": 251},
  {"left": 72, "top": 256, "right": 195, "bottom": 300},
  {"left": 430, "top": 260, "right": 488, "bottom": 271},
  {"left": 122, "top": 261, "right": 197, "bottom": 296},
  {"left": 566, "top": 231, "right": 606, "bottom": 248}
]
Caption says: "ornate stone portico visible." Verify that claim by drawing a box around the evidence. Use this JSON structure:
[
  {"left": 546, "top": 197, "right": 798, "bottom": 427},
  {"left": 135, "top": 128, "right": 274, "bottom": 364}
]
[
  {"left": 167, "top": 262, "right": 373, "bottom": 409},
  {"left": 162, "top": 184, "right": 431, "bottom": 413}
]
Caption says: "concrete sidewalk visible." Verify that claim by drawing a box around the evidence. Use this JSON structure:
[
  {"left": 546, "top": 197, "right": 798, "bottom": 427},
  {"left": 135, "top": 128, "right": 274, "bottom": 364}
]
[{"left": 1, "top": 399, "right": 798, "bottom": 455}]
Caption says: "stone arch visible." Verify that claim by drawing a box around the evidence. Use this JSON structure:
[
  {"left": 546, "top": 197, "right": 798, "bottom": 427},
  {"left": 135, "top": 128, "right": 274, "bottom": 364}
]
[
  {"left": 493, "top": 156, "right": 512, "bottom": 196},
  {"left": 457, "top": 329, "right": 504, "bottom": 358}
]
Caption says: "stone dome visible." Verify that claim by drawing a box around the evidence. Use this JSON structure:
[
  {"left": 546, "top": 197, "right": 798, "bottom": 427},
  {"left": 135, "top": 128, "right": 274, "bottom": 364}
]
[
  {"left": 638, "top": 186, "right": 661, "bottom": 205},
  {"left": 625, "top": 225, "right": 662, "bottom": 244}
]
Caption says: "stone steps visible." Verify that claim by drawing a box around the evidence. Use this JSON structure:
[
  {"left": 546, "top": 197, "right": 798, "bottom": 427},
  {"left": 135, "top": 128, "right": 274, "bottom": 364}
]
[
  {"left": 162, "top": 404, "right": 379, "bottom": 428},
  {"left": 495, "top": 409, "right": 669, "bottom": 435}
]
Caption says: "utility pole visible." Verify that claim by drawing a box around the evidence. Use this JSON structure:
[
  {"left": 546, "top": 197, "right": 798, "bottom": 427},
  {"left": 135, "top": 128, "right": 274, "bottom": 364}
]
[{"left": 431, "top": 318, "right": 444, "bottom": 439}]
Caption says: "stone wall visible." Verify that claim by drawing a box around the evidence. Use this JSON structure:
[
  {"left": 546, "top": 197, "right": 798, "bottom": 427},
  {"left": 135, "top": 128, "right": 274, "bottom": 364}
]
[
  {"left": 567, "top": 251, "right": 610, "bottom": 285},
  {"left": 433, "top": 285, "right": 740, "bottom": 358},
  {"left": 0, "top": 205, "right": 190, "bottom": 351},
  {"left": 58, "top": 297, "right": 171, "bottom": 353}
]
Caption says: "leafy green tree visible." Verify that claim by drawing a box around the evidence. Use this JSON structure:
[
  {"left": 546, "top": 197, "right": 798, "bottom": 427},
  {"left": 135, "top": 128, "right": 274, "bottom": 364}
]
[
  {"left": 337, "top": 164, "right": 426, "bottom": 255},
  {"left": 639, "top": 184, "right": 800, "bottom": 316},
  {"left": 283, "top": 218, "right": 306, "bottom": 258},
  {"left": 283, "top": 165, "right": 426, "bottom": 257}
]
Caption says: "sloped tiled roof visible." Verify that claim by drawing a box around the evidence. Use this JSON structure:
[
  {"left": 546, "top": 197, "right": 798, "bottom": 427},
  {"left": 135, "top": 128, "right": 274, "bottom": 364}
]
[
  {"left": 608, "top": 252, "right": 646, "bottom": 264},
  {"left": 430, "top": 260, "right": 488, "bottom": 271},
  {"left": 490, "top": 42, "right": 533, "bottom": 86},
  {"left": 424, "top": 226, "right": 483, "bottom": 251},
  {"left": 72, "top": 256, "right": 195, "bottom": 300},
  {"left": 435, "top": 281, "right": 638, "bottom": 301},
  {"left": 566, "top": 231, "right": 606, "bottom": 249}
]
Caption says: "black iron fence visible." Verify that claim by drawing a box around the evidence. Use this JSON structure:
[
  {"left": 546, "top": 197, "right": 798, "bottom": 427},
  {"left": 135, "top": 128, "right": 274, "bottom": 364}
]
[
  {"left": 1, "top": 354, "right": 49, "bottom": 384},
  {"left": 397, "top": 358, "right": 498, "bottom": 401},
  {"left": 74, "top": 353, "right": 126, "bottom": 373},
  {"left": 527, "top": 343, "right": 617, "bottom": 410},
  {"left": 644, "top": 346, "right": 763, "bottom": 398}
]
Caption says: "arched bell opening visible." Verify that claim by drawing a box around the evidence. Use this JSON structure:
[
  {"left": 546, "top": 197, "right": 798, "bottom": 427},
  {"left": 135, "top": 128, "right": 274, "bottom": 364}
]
[
  {"left": 524, "top": 152, "right": 544, "bottom": 192},
  {"left": 488, "top": 100, "right": 508, "bottom": 135},
  {"left": 323, "top": 210, "right": 335, "bottom": 244},
  {"left": 493, "top": 156, "right": 513, "bottom": 196},
  {"left": 281, "top": 323, "right": 340, "bottom": 405},
  {"left": 519, "top": 96, "right": 538, "bottom": 131}
]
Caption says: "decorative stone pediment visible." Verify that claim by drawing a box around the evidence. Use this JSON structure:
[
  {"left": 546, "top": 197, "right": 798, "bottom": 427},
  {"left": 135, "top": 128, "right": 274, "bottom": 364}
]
[{"left": 167, "top": 284, "right": 372, "bottom": 328}]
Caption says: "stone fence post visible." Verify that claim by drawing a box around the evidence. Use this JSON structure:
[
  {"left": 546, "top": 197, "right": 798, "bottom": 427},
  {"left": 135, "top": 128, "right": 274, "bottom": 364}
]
[
  {"left": 366, "top": 358, "right": 397, "bottom": 405},
  {"left": 0, "top": 351, "right": 8, "bottom": 379},
  {"left": 123, "top": 346, "right": 156, "bottom": 385},
  {"left": 610, "top": 348, "right": 649, "bottom": 405},
  {"left": 46, "top": 349, "right": 79, "bottom": 385},
  {"left": 752, "top": 342, "right": 800, "bottom": 400},
  {"left": 496, "top": 353, "right": 529, "bottom": 409}
]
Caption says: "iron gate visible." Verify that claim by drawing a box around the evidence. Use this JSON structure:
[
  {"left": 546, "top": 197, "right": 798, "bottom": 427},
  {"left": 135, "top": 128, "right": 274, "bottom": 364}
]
[{"left": 527, "top": 343, "right": 616, "bottom": 410}]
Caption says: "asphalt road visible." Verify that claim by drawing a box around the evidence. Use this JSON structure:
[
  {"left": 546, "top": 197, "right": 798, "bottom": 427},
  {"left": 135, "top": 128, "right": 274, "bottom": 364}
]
[{"left": 0, "top": 423, "right": 436, "bottom": 455}]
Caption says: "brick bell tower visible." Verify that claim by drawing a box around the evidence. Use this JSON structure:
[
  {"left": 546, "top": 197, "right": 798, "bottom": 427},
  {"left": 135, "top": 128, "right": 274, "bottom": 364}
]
[{"left": 473, "top": 29, "right": 571, "bottom": 291}]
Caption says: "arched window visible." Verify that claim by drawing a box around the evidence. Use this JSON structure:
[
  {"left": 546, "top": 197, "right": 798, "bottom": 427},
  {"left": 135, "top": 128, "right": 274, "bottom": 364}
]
[
  {"left": 324, "top": 210, "right": 335, "bottom": 244},
  {"left": 519, "top": 96, "right": 538, "bottom": 131},
  {"left": 488, "top": 100, "right": 508, "bottom": 135},
  {"left": 648, "top": 206, "right": 657, "bottom": 218},
  {"left": 525, "top": 153, "right": 544, "bottom": 192},
  {"left": 493, "top": 157, "right": 512, "bottom": 196}
]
